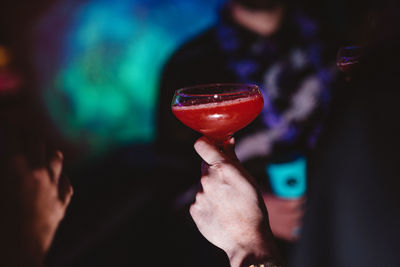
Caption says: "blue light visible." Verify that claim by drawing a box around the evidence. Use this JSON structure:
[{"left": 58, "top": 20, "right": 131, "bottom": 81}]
[{"left": 32, "top": 0, "right": 224, "bottom": 153}]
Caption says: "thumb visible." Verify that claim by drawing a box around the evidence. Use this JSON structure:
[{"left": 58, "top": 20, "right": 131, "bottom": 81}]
[
  {"left": 194, "top": 136, "right": 225, "bottom": 166},
  {"left": 58, "top": 173, "right": 73, "bottom": 206}
]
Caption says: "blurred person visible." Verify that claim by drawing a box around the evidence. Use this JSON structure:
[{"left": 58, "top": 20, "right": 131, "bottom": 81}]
[
  {"left": 0, "top": 149, "right": 73, "bottom": 267},
  {"left": 157, "top": 0, "right": 337, "bottom": 262},
  {"left": 189, "top": 0, "right": 400, "bottom": 266},
  {"left": 0, "top": 2, "right": 188, "bottom": 267},
  {"left": 1, "top": 22, "right": 73, "bottom": 265}
]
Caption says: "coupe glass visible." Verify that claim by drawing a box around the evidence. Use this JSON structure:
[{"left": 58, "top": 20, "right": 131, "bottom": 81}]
[
  {"left": 171, "top": 83, "right": 264, "bottom": 146},
  {"left": 336, "top": 45, "right": 362, "bottom": 73}
]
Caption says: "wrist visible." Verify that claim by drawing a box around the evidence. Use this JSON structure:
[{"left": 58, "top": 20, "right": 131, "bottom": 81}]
[
  {"left": 229, "top": 250, "right": 282, "bottom": 267},
  {"left": 228, "top": 238, "right": 281, "bottom": 267}
]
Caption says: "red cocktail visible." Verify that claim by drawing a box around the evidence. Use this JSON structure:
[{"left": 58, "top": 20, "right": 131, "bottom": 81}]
[{"left": 171, "top": 84, "right": 264, "bottom": 145}]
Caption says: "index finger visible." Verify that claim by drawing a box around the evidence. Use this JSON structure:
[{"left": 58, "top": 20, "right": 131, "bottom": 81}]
[
  {"left": 48, "top": 151, "right": 63, "bottom": 184},
  {"left": 194, "top": 137, "right": 226, "bottom": 166},
  {"left": 58, "top": 173, "right": 73, "bottom": 206}
]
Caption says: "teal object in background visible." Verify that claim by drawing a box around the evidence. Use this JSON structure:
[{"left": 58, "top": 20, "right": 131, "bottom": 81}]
[
  {"left": 32, "top": 0, "right": 223, "bottom": 153},
  {"left": 266, "top": 156, "right": 307, "bottom": 198}
]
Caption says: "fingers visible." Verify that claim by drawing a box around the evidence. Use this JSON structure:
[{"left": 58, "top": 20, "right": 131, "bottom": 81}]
[
  {"left": 49, "top": 150, "right": 73, "bottom": 206},
  {"left": 11, "top": 149, "right": 64, "bottom": 183},
  {"left": 195, "top": 136, "right": 255, "bottom": 189},
  {"left": 189, "top": 189, "right": 212, "bottom": 224},
  {"left": 12, "top": 150, "right": 73, "bottom": 206},
  {"left": 194, "top": 137, "right": 239, "bottom": 165},
  {"left": 201, "top": 160, "right": 210, "bottom": 176},
  {"left": 194, "top": 137, "right": 226, "bottom": 166},
  {"left": 58, "top": 173, "right": 73, "bottom": 206},
  {"left": 189, "top": 202, "right": 203, "bottom": 225},
  {"left": 48, "top": 151, "right": 63, "bottom": 184},
  {"left": 11, "top": 155, "right": 52, "bottom": 187}
]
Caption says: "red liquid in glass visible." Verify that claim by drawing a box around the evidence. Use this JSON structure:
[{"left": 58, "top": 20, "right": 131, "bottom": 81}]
[{"left": 172, "top": 94, "right": 264, "bottom": 142}]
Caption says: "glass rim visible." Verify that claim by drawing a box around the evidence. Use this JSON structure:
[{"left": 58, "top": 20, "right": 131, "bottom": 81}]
[{"left": 174, "top": 83, "right": 259, "bottom": 97}]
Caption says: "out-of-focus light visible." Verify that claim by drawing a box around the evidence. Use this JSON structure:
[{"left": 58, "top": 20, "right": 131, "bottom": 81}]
[
  {"left": 0, "top": 46, "right": 21, "bottom": 93},
  {"left": 0, "top": 46, "right": 11, "bottom": 68},
  {"left": 32, "top": 0, "right": 223, "bottom": 153},
  {"left": 0, "top": 71, "right": 22, "bottom": 93},
  {"left": 267, "top": 156, "right": 307, "bottom": 199}
]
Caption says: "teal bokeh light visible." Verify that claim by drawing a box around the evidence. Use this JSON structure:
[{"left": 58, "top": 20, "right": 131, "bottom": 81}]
[
  {"left": 33, "top": 0, "right": 223, "bottom": 152},
  {"left": 266, "top": 156, "right": 307, "bottom": 198}
]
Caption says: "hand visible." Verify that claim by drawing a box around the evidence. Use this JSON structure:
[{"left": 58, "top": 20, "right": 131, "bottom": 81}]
[
  {"left": 263, "top": 193, "right": 305, "bottom": 242},
  {"left": 190, "top": 137, "right": 280, "bottom": 267},
  {"left": 1, "top": 151, "right": 73, "bottom": 267}
]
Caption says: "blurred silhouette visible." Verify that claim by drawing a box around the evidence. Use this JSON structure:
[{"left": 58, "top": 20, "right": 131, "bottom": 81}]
[
  {"left": 0, "top": 20, "right": 74, "bottom": 265},
  {"left": 0, "top": 2, "right": 188, "bottom": 266},
  {"left": 292, "top": 1, "right": 400, "bottom": 265}
]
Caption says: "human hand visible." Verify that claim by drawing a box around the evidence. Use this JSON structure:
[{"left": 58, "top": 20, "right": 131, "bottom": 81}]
[
  {"left": 190, "top": 137, "right": 280, "bottom": 267},
  {"left": 1, "top": 151, "right": 73, "bottom": 267},
  {"left": 263, "top": 193, "right": 305, "bottom": 242}
]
